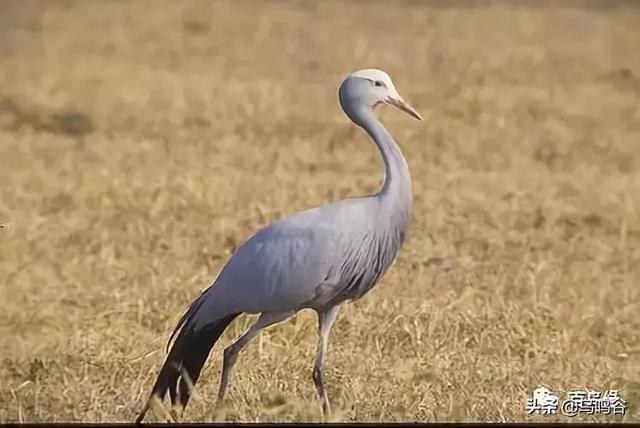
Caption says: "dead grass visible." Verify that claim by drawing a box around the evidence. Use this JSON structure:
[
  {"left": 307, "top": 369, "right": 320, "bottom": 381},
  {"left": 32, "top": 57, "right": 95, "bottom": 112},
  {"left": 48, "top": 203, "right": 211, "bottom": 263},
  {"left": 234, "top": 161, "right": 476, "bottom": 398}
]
[{"left": 1, "top": 0, "right": 639, "bottom": 422}]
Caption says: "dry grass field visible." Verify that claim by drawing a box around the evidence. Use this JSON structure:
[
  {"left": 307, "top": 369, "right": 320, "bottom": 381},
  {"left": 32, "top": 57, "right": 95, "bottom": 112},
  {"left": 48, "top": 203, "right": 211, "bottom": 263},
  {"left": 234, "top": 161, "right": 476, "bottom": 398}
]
[{"left": 1, "top": 0, "right": 639, "bottom": 423}]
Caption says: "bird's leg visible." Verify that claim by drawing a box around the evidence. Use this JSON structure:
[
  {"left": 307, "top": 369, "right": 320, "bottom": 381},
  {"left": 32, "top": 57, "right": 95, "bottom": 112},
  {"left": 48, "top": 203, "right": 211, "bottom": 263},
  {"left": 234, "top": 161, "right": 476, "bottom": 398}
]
[
  {"left": 217, "top": 310, "right": 293, "bottom": 403},
  {"left": 313, "top": 305, "right": 341, "bottom": 418}
]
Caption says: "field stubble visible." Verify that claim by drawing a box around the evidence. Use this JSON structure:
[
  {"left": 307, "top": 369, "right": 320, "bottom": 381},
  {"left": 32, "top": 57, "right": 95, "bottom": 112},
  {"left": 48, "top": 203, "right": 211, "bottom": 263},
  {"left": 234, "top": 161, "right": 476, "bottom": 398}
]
[{"left": 0, "top": 0, "right": 639, "bottom": 422}]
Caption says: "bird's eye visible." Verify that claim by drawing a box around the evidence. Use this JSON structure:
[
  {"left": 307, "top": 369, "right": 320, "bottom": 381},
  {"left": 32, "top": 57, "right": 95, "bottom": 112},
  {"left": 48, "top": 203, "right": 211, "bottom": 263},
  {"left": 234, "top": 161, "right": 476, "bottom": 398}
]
[{"left": 374, "top": 80, "right": 384, "bottom": 87}]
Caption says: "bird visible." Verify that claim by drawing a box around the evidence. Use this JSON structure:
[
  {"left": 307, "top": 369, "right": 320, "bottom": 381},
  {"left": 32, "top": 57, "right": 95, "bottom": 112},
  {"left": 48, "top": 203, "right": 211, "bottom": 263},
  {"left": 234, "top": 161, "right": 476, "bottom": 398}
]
[{"left": 135, "top": 68, "right": 422, "bottom": 423}]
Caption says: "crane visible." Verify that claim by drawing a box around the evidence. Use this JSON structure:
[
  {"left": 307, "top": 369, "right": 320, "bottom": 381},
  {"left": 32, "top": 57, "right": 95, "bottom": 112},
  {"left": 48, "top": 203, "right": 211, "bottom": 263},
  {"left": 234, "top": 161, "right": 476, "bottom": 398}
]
[{"left": 135, "top": 68, "right": 422, "bottom": 422}]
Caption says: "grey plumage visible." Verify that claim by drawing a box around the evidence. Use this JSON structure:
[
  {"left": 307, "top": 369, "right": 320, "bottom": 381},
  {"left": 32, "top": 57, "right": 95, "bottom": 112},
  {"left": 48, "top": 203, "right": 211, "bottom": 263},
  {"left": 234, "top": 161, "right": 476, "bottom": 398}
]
[{"left": 135, "top": 68, "right": 422, "bottom": 422}]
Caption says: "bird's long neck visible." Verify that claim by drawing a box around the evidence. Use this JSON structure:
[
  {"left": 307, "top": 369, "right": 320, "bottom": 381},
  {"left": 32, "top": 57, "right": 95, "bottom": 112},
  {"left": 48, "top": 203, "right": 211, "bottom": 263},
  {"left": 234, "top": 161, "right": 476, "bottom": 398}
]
[
  {"left": 356, "top": 108, "right": 411, "bottom": 200},
  {"left": 353, "top": 107, "right": 412, "bottom": 226}
]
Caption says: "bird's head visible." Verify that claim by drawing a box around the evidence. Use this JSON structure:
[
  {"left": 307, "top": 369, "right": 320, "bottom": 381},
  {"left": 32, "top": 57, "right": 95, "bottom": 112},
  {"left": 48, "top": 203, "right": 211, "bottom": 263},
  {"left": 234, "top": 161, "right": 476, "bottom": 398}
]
[{"left": 338, "top": 68, "right": 423, "bottom": 121}]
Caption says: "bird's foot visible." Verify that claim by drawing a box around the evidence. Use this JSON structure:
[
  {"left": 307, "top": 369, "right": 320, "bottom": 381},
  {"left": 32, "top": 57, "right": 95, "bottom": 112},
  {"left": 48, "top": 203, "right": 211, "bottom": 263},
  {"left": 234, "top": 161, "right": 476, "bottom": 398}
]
[
  {"left": 216, "top": 385, "right": 228, "bottom": 405},
  {"left": 321, "top": 399, "right": 332, "bottom": 420}
]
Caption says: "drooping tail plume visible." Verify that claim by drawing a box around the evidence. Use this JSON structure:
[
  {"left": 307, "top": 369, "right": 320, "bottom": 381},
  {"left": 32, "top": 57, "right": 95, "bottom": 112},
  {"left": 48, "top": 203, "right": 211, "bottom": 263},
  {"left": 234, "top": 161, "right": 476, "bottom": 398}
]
[{"left": 135, "top": 305, "right": 239, "bottom": 423}]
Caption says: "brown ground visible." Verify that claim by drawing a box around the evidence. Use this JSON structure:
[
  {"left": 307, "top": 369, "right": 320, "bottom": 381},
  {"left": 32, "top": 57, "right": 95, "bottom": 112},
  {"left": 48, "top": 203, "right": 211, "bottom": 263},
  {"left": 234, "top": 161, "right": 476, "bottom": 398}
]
[{"left": 1, "top": 0, "right": 639, "bottom": 423}]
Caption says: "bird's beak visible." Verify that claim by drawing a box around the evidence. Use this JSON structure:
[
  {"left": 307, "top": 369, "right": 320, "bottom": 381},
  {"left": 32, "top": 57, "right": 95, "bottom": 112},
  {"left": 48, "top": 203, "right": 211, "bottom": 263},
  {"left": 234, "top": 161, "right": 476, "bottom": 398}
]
[{"left": 387, "top": 96, "right": 423, "bottom": 121}]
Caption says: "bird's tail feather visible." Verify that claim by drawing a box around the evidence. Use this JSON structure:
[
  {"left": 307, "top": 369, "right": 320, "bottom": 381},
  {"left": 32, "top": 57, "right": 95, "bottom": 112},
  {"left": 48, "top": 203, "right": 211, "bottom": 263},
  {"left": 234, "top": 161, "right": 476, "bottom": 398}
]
[{"left": 135, "top": 305, "right": 240, "bottom": 423}]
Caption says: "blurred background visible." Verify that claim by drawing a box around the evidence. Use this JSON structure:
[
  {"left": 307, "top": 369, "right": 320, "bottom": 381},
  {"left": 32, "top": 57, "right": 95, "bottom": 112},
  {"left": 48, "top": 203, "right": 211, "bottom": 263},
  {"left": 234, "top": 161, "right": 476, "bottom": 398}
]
[{"left": 0, "top": 0, "right": 639, "bottom": 422}]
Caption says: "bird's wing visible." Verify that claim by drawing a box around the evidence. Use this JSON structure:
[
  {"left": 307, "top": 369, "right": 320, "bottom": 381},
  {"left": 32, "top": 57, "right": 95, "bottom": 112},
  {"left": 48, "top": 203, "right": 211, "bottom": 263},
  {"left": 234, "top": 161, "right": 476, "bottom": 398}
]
[
  {"left": 188, "top": 201, "right": 372, "bottom": 328},
  {"left": 216, "top": 219, "right": 342, "bottom": 312}
]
